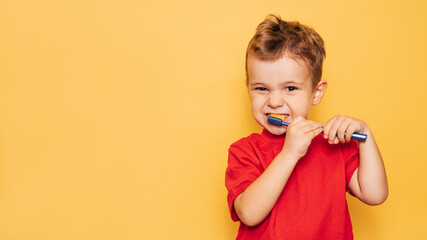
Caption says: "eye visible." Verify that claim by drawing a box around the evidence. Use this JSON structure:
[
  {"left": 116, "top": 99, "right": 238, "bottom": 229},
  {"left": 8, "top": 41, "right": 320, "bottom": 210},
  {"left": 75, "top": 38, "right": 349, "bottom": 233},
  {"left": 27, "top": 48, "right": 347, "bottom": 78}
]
[
  {"left": 285, "top": 86, "right": 297, "bottom": 91},
  {"left": 254, "top": 87, "right": 268, "bottom": 91}
]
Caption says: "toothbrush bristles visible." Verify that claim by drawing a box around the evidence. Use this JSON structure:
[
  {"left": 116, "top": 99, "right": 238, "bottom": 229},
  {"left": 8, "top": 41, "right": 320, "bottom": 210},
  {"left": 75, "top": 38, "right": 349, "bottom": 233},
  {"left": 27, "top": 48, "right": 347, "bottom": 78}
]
[{"left": 270, "top": 114, "right": 285, "bottom": 121}]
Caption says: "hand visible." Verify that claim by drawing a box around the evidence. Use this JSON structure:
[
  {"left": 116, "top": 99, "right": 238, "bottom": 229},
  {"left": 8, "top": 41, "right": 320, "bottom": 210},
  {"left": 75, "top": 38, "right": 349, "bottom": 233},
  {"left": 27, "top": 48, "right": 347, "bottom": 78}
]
[
  {"left": 323, "top": 115, "right": 368, "bottom": 144},
  {"left": 282, "top": 116, "right": 323, "bottom": 159}
]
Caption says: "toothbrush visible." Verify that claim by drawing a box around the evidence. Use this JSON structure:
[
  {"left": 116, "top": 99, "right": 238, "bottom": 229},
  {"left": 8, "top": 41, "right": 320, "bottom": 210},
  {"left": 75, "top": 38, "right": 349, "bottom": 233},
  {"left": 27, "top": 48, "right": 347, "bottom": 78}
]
[{"left": 267, "top": 114, "right": 367, "bottom": 142}]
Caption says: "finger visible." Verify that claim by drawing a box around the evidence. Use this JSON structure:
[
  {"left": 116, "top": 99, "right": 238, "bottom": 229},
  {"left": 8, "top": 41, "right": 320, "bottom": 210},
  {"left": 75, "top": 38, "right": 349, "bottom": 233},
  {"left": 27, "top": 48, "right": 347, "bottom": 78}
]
[
  {"left": 310, "top": 126, "right": 324, "bottom": 138},
  {"left": 333, "top": 137, "right": 339, "bottom": 144},
  {"left": 336, "top": 118, "right": 351, "bottom": 143},
  {"left": 323, "top": 116, "right": 339, "bottom": 139},
  {"left": 345, "top": 124, "right": 359, "bottom": 142},
  {"left": 325, "top": 136, "right": 337, "bottom": 144},
  {"left": 328, "top": 115, "right": 346, "bottom": 143},
  {"left": 290, "top": 118, "right": 315, "bottom": 130},
  {"left": 290, "top": 116, "right": 306, "bottom": 126},
  {"left": 299, "top": 120, "right": 323, "bottom": 134}
]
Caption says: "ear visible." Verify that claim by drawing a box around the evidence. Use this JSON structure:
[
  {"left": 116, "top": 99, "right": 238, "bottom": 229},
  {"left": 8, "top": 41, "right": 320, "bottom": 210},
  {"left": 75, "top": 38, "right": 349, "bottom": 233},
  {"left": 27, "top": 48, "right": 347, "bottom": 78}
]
[{"left": 311, "top": 80, "right": 327, "bottom": 105}]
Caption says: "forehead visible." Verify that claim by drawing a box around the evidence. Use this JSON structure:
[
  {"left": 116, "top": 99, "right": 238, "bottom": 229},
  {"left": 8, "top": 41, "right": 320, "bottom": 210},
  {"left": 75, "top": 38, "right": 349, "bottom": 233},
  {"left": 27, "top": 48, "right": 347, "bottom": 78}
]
[{"left": 247, "top": 55, "right": 312, "bottom": 85}]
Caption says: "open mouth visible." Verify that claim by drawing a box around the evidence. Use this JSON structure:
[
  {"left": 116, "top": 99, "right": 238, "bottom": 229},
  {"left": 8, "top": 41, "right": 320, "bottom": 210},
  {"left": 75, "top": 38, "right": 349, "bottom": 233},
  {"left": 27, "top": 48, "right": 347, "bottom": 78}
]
[{"left": 266, "top": 113, "right": 289, "bottom": 121}]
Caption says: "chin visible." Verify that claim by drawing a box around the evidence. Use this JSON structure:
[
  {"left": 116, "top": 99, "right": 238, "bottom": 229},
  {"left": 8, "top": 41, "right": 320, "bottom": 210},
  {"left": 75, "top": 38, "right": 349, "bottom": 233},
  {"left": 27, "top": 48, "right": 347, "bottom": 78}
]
[
  {"left": 264, "top": 125, "right": 287, "bottom": 136},
  {"left": 269, "top": 128, "right": 287, "bottom": 136}
]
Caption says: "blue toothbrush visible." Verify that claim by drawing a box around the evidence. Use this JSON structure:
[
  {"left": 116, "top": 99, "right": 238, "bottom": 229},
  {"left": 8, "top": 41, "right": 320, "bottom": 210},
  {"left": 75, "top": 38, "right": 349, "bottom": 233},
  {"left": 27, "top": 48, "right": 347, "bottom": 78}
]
[{"left": 267, "top": 115, "right": 367, "bottom": 142}]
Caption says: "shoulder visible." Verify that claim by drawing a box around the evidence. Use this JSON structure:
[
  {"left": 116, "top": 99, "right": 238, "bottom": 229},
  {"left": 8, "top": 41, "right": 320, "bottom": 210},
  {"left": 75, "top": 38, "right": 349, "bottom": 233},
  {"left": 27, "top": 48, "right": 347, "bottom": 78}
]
[
  {"left": 229, "top": 132, "right": 262, "bottom": 148},
  {"left": 228, "top": 132, "right": 267, "bottom": 159}
]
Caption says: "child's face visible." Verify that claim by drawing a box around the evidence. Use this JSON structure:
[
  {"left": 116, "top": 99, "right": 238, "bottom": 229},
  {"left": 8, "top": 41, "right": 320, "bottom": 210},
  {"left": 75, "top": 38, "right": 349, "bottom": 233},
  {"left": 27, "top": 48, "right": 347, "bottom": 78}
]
[{"left": 247, "top": 55, "right": 326, "bottom": 135}]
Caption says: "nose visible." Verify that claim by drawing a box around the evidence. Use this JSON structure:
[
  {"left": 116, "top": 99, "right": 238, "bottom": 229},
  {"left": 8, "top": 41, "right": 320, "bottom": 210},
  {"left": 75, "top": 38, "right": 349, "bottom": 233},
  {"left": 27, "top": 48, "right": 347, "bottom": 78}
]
[{"left": 267, "top": 90, "right": 285, "bottom": 108}]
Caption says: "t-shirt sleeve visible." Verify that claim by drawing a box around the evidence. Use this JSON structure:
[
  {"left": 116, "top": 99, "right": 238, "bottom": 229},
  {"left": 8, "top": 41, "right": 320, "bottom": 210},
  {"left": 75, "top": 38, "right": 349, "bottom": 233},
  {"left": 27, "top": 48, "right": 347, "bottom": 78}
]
[
  {"left": 343, "top": 140, "right": 360, "bottom": 195},
  {"left": 225, "top": 139, "right": 262, "bottom": 222}
]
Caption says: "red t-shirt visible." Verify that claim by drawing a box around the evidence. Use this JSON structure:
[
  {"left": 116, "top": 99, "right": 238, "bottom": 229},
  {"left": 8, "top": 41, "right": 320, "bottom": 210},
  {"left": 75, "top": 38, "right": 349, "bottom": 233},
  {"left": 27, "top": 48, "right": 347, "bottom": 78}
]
[{"left": 225, "top": 129, "right": 359, "bottom": 239}]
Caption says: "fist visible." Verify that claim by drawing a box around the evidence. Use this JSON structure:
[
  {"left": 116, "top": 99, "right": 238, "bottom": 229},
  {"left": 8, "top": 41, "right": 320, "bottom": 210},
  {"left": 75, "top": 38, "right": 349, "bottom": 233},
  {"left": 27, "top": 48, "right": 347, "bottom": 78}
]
[
  {"left": 323, "top": 115, "right": 368, "bottom": 144},
  {"left": 283, "top": 116, "right": 323, "bottom": 159}
]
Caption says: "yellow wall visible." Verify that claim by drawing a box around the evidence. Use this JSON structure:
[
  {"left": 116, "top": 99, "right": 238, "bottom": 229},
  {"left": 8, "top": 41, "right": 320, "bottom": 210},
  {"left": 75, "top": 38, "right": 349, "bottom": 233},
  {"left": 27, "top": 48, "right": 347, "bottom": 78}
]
[{"left": 1, "top": 0, "right": 426, "bottom": 239}]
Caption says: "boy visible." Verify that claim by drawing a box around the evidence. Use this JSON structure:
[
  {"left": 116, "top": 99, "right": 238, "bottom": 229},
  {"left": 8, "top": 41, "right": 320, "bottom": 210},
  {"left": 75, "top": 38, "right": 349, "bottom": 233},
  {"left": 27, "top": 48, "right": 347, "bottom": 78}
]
[{"left": 225, "top": 15, "right": 388, "bottom": 239}]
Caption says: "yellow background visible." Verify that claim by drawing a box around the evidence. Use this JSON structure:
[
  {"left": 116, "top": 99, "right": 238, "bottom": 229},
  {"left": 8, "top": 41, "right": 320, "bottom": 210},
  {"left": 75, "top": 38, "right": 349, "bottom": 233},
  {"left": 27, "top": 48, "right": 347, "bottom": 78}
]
[{"left": 1, "top": 0, "right": 426, "bottom": 239}]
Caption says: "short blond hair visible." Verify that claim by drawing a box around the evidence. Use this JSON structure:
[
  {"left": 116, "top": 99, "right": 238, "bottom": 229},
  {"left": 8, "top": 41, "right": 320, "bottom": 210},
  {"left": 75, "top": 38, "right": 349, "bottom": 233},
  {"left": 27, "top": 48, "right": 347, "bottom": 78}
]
[{"left": 246, "top": 14, "right": 326, "bottom": 87}]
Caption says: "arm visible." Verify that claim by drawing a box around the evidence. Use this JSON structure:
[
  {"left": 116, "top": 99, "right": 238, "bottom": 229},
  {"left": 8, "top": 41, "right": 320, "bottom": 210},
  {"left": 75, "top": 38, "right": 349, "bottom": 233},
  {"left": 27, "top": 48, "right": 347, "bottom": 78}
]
[
  {"left": 234, "top": 117, "right": 323, "bottom": 226},
  {"left": 323, "top": 115, "right": 388, "bottom": 205}
]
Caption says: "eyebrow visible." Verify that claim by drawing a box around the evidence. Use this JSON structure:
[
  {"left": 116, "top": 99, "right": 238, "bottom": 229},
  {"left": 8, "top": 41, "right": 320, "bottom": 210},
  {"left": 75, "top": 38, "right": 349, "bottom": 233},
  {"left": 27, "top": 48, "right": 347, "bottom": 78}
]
[
  {"left": 251, "top": 81, "right": 304, "bottom": 86},
  {"left": 250, "top": 82, "right": 265, "bottom": 86},
  {"left": 284, "top": 81, "right": 304, "bottom": 86}
]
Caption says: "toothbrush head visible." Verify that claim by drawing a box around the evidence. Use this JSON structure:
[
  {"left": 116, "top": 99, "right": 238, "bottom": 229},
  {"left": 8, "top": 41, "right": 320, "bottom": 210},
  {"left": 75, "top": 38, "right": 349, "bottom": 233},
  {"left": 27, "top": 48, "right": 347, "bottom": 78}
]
[
  {"left": 269, "top": 114, "right": 285, "bottom": 121},
  {"left": 267, "top": 114, "right": 285, "bottom": 126}
]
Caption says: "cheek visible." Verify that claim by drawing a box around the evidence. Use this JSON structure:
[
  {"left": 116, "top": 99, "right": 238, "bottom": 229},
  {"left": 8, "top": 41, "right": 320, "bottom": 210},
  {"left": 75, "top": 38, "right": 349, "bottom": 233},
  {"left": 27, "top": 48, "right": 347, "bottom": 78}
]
[
  {"left": 250, "top": 95, "right": 264, "bottom": 109},
  {"left": 288, "top": 96, "right": 311, "bottom": 113}
]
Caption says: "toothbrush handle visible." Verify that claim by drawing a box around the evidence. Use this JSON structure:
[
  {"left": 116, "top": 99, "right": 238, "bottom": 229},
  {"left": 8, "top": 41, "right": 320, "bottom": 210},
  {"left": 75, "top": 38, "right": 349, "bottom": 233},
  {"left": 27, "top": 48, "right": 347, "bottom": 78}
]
[
  {"left": 276, "top": 118, "right": 366, "bottom": 142},
  {"left": 350, "top": 132, "right": 367, "bottom": 142}
]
